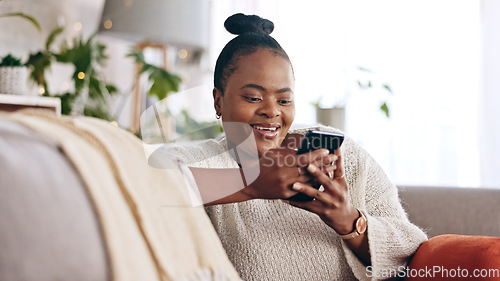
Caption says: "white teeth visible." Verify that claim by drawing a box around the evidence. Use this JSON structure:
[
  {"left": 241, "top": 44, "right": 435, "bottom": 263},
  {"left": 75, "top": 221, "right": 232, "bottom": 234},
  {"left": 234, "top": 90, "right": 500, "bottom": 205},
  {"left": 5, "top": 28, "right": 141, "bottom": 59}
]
[{"left": 252, "top": 125, "right": 278, "bottom": 131}]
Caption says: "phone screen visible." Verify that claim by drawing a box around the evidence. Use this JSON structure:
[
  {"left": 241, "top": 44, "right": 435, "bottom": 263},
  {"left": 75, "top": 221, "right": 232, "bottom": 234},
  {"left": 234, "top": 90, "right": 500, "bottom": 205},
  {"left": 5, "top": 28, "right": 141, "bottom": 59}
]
[{"left": 297, "top": 130, "right": 344, "bottom": 155}]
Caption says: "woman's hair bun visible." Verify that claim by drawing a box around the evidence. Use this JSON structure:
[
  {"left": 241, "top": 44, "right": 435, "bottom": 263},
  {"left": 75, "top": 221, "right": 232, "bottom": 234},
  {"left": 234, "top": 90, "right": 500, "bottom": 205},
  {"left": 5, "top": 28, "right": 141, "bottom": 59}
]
[{"left": 224, "top": 13, "right": 274, "bottom": 36}]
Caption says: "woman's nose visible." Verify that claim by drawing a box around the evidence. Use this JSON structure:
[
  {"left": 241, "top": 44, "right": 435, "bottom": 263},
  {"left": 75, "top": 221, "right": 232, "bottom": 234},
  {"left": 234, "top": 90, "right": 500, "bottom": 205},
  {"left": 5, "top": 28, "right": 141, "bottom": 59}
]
[{"left": 257, "top": 99, "right": 280, "bottom": 118}]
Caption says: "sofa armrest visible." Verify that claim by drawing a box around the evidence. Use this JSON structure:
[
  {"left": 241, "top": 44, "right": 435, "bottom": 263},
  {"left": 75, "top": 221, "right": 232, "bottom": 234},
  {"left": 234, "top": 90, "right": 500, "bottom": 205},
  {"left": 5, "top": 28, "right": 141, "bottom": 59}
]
[
  {"left": 402, "top": 234, "right": 500, "bottom": 280},
  {"left": 0, "top": 119, "right": 109, "bottom": 281}
]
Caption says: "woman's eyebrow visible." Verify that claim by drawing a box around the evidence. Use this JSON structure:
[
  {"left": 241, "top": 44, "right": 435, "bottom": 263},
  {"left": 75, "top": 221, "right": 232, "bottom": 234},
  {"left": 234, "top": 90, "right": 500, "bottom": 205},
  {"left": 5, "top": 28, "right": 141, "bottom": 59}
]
[
  {"left": 276, "top": 87, "right": 293, "bottom": 93},
  {"left": 240, "top": 83, "right": 266, "bottom": 91},
  {"left": 240, "top": 84, "right": 293, "bottom": 93}
]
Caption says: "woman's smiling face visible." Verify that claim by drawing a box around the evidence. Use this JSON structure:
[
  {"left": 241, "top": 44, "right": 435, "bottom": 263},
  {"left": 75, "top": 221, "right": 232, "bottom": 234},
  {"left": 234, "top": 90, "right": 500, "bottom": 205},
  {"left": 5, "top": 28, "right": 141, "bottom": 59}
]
[{"left": 214, "top": 48, "right": 295, "bottom": 155}]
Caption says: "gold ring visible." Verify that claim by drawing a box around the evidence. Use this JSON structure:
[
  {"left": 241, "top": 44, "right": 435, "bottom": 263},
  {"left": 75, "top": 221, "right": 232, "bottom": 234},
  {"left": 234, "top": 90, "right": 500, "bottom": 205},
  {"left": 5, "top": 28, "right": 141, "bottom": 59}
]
[{"left": 336, "top": 174, "right": 345, "bottom": 180}]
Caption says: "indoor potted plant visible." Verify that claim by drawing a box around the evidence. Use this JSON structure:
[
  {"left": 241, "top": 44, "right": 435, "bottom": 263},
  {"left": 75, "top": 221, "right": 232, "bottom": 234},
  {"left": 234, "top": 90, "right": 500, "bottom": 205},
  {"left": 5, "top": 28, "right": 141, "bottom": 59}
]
[
  {"left": 25, "top": 28, "right": 182, "bottom": 124},
  {"left": 0, "top": 1, "right": 40, "bottom": 95},
  {"left": 313, "top": 100, "right": 347, "bottom": 131},
  {"left": 312, "top": 66, "right": 393, "bottom": 131},
  {"left": 25, "top": 27, "right": 119, "bottom": 120},
  {"left": 0, "top": 54, "right": 29, "bottom": 95}
]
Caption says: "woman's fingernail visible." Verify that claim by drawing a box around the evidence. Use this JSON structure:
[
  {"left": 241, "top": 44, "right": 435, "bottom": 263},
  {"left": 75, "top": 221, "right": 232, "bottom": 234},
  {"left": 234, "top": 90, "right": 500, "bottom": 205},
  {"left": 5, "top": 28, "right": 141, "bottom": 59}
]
[
  {"left": 321, "top": 149, "right": 329, "bottom": 156},
  {"left": 307, "top": 164, "right": 318, "bottom": 173},
  {"left": 292, "top": 182, "right": 303, "bottom": 191}
]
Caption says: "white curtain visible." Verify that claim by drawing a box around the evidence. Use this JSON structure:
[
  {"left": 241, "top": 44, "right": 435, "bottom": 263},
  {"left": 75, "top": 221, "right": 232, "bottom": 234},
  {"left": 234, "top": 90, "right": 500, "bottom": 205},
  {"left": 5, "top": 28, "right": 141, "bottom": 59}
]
[
  {"left": 479, "top": 0, "right": 500, "bottom": 188},
  {"left": 279, "top": 0, "right": 483, "bottom": 187}
]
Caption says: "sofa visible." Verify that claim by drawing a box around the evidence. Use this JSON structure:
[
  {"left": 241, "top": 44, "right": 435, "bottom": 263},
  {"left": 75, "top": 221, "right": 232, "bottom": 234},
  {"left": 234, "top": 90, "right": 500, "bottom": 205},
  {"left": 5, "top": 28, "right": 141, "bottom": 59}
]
[
  {"left": 398, "top": 187, "right": 500, "bottom": 281},
  {"left": 399, "top": 186, "right": 500, "bottom": 238},
  {"left": 0, "top": 111, "right": 240, "bottom": 281},
  {"left": 1, "top": 111, "right": 499, "bottom": 281}
]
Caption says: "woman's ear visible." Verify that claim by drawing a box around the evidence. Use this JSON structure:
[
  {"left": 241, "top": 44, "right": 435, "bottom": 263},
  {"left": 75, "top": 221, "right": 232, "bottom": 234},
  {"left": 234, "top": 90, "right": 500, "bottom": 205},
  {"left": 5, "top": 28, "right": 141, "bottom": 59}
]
[{"left": 213, "top": 87, "right": 223, "bottom": 116}]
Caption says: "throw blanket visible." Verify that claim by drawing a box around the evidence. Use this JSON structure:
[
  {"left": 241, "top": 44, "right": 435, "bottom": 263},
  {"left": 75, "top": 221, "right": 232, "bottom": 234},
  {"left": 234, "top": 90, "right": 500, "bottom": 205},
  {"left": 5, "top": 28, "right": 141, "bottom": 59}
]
[{"left": 3, "top": 110, "right": 240, "bottom": 281}]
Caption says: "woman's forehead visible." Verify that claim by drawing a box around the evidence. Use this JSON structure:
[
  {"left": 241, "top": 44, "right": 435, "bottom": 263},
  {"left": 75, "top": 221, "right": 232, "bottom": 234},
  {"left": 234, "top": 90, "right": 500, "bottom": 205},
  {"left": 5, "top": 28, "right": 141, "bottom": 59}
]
[
  {"left": 228, "top": 50, "right": 294, "bottom": 87},
  {"left": 236, "top": 49, "right": 290, "bottom": 68}
]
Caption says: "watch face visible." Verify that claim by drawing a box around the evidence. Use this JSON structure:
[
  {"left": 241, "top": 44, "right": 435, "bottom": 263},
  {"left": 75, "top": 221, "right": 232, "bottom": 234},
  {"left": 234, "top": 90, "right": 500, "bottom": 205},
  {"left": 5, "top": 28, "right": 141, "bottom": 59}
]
[{"left": 356, "top": 215, "right": 367, "bottom": 234}]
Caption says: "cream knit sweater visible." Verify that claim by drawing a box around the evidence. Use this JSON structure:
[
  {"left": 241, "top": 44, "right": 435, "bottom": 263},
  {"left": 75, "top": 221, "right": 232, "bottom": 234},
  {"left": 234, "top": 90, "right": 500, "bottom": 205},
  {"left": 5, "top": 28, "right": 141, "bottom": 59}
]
[{"left": 165, "top": 125, "right": 427, "bottom": 281}]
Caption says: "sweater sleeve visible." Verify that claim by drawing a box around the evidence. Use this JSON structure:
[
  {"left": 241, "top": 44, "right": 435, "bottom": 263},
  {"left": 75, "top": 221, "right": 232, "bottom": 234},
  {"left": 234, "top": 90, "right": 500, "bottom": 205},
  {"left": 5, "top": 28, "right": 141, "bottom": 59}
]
[{"left": 340, "top": 143, "right": 428, "bottom": 281}]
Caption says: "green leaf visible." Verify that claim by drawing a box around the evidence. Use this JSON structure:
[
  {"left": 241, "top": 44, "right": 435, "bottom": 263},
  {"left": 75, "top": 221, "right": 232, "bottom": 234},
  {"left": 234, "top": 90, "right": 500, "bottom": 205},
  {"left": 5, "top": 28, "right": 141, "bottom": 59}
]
[
  {"left": 0, "top": 12, "right": 41, "bottom": 31},
  {"left": 53, "top": 92, "right": 77, "bottom": 115},
  {"left": 382, "top": 83, "right": 393, "bottom": 94},
  {"left": 148, "top": 71, "right": 171, "bottom": 100},
  {"left": 46, "top": 26, "right": 64, "bottom": 50},
  {"left": 357, "top": 66, "right": 373, "bottom": 73},
  {"left": 25, "top": 51, "right": 53, "bottom": 91},
  {"left": 127, "top": 48, "right": 145, "bottom": 63},
  {"left": 88, "top": 74, "right": 105, "bottom": 99},
  {"left": 84, "top": 103, "right": 113, "bottom": 121},
  {"left": 0, "top": 54, "right": 23, "bottom": 66},
  {"left": 143, "top": 65, "right": 182, "bottom": 99},
  {"left": 380, "top": 102, "right": 390, "bottom": 118},
  {"left": 140, "top": 63, "right": 154, "bottom": 74},
  {"left": 106, "top": 84, "right": 118, "bottom": 95},
  {"left": 357, "top": 80, "right": 371, "bottom": 89},
  {"left": 126, "top": 47, "right": 182, "bottom": 99},
  {"left": 311, "top": 97, "right": 322, "bottom": 108},
  {"left": 174, "top": 109, "right": 223, "bottom": 140}
]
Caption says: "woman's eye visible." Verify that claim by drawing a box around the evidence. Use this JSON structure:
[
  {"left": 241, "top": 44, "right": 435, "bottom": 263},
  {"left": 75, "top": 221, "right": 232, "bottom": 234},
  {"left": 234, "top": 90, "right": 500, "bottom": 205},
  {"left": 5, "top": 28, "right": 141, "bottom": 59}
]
[
  {"left": 278, "top": 100, "right": 292, "bottom": 105},
  {"left": 245, "top": 97, "right": 262, "bottom": 102}
]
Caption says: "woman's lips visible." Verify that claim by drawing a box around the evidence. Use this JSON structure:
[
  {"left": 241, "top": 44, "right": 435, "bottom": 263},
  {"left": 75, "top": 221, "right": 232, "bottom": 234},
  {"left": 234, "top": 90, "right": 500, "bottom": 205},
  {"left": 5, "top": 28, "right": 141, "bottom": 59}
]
[{"left": 250, "top": 124, "right": 280, "bottom": 139}]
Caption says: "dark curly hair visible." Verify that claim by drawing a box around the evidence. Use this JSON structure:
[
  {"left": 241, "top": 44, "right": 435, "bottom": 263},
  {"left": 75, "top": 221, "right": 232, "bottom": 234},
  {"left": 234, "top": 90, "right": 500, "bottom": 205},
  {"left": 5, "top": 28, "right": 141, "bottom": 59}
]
[{"left": 214, "top": 13, "right": 292, "bottom": 94}]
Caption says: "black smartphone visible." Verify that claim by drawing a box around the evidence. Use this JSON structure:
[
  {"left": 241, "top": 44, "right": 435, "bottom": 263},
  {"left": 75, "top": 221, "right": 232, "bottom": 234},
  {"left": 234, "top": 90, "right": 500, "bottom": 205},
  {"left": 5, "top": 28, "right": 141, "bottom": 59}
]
[
  {"left": 287, "top": 130, "right": 344, "bottom": 201},
  {"left": 296, "top": 130, "right": 344, "bottom": 155}
]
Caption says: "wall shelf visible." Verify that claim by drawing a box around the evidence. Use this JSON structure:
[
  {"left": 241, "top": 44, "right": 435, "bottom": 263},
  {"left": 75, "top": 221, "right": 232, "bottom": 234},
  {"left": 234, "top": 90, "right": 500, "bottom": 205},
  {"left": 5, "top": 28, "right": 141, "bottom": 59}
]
[{"left": 0, "top": 94, "right": 61, "bottom": 116}]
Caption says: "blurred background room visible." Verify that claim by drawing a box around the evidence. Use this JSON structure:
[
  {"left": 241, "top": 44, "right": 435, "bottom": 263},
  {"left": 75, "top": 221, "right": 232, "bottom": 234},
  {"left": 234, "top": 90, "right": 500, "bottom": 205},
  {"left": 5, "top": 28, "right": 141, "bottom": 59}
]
[{"left": 1, "top": 0, "right": 499, "bottom": 189}]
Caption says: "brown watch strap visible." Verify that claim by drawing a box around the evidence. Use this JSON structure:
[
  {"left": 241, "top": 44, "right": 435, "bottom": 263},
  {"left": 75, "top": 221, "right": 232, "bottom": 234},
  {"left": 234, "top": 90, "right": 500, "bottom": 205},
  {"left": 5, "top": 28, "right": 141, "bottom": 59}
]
[{"left": 338, "top": 209, "right": 367, "bottom": 240}]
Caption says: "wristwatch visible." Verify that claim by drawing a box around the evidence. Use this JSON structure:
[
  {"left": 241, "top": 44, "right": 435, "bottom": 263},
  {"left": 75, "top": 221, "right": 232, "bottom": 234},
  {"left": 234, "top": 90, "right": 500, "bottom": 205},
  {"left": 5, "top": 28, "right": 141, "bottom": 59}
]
[{"left": 338, "top": 209, "right": 367, "bottom": 240}]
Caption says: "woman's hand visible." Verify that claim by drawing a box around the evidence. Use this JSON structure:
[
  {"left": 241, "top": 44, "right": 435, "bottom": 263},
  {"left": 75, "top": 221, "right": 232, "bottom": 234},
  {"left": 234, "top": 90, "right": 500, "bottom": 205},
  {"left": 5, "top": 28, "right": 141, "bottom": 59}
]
[
  {"left": 284, "top": 148, "right": 359, "bottom": 235},
  {"left": 243, "top": 147, "right": 337, "bottom": 200}
]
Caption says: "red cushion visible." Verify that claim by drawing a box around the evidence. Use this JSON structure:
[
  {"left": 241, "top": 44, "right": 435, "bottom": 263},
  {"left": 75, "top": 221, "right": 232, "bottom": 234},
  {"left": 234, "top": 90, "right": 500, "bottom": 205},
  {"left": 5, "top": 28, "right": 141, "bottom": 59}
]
[{"left": 403, "top": 234, "right": 500, "bottom": 280}]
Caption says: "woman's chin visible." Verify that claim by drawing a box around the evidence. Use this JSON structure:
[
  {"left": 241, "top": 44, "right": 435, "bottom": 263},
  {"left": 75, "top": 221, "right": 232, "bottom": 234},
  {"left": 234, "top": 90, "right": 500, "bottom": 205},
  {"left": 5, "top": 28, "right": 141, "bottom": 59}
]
[
  {"left": 253, "top": 129, "right": 289, "bottom": 156},
  {"left": 256, "top": 139, "right": 279, "bottom": 156}
]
